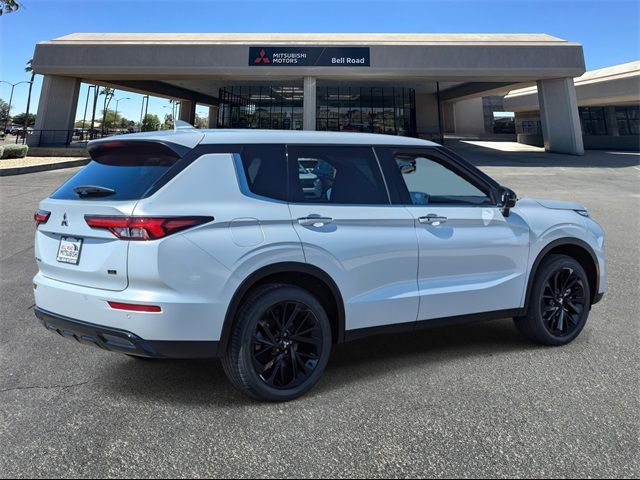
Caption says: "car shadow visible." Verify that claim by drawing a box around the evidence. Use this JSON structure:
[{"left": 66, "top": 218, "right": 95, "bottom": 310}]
[
  {"left": 445, "top": 140, "right": 640, "bottom": 168},
  {"left": 100, "top": 318, "right": 536, "bottom": 406}
]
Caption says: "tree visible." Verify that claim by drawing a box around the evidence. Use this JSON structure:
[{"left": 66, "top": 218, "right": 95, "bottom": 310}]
[
  {"left": 101, "top": 108, "right": 122, "bottom": 130},
  {"left": 120, "top": 118, "right": 134, "bottom": 130},
  {"left": 0, "top": 98, "right": 9, "bottom": 126},
  {"left": 195, "top": 113, "right": 209, "bottom": 129},
  {"left": 0, "top": 0, "right": 20, "bottom": 15},
  {"left": 99, "top": 87, "right": 115, "bottom": 133},
  {"left": 23, "top": 59, "right": 36, "bottom": 131},
  {"left": 141, "top": 113, "right": 160, "bottom": 132},
  {"left": 11, "top": 112, "right": 35, "bottom": 127},
  {"left": 163, "top": 113, "right": 174, "bottom": 130}
]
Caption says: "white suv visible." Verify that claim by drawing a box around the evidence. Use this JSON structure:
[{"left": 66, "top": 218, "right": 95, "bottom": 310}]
[{"left": 33, "top": 129, "right": 606, "bottom": 401}]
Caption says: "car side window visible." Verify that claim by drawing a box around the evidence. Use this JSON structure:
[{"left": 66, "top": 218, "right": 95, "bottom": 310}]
[
  {"left": 394, "top": 153, "right": 492, "bottom": 206},
  {"left": 239, "top": 144, "right": 287, "bottom": 201},
  {"left": 287, "top": 146, "right": 389, "bottom": 205}
]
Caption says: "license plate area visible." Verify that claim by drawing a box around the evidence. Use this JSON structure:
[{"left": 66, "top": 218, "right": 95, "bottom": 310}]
[{"left": 56, "top": 236, "right": 83, "bottom": 265}]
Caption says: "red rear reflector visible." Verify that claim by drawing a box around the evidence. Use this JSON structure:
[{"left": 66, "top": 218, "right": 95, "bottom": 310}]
[
  {"left": 108, "top": 301, "right": 162, "bottom": 313},
  {"left": 85, "top": 216, "right": 213, "bottom": 240},
  {"left": 34, "top": 209, "right": 51, "bottom": 225}
]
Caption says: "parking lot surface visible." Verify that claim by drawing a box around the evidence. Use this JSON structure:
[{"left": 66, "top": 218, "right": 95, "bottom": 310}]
[{"left": 1, "top": 143, "right": 638, "bottom": 478}]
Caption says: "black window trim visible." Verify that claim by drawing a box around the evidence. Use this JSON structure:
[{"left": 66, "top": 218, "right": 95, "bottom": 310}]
[{"left": 375, "top": 146, "right": 500, "bottom": 207}]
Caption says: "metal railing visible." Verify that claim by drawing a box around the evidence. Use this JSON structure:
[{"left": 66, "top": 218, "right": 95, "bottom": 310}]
[{"left": 13, "top": 129, "right": 135, "bottom": 148}]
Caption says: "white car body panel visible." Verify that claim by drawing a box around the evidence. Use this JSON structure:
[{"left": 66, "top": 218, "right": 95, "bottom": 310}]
[
  {"left": 33, "top": 129, "right": 606, "bottom": 352},
  {"left": 404, "top": 205, "right": 530, "bottom": 320}
]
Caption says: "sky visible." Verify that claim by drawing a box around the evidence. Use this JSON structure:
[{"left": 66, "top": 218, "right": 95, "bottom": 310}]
[{"left": 0, "top": 0, "right": 638, "bottom": 125}]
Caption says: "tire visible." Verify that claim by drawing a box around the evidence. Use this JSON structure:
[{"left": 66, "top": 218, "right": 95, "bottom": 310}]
[
  {"left": 221, "top": 284, "right": 332, "bottom": 402},
  {"left": 514, "top": 254, "right": 591, "bottom": 346}
]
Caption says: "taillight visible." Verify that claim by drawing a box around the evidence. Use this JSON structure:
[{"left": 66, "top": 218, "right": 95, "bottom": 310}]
[
  {"left": 108, "top": 301, "right": 162, "bottom": 313},
  {"left": 84, "top": 216, "right": 213, "bottom": 240},
  {"left": 34, "top": 209, "right": 51, "bottom": 226}
]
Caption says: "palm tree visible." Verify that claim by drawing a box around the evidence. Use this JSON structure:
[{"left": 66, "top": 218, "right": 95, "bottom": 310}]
[
  {"left": 100, "top": 87, "right": 115, "bottom": 134},
  {"left": 1, "top": 1, "right": 20, "bottom": 16},
  {"left": 23, "top": 59, "right": 35, "bottom": 134}
]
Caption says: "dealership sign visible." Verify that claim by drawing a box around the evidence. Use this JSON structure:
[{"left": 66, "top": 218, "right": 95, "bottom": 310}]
[{"left": 249, "top": 47, "right": 370, "bottom": 67}]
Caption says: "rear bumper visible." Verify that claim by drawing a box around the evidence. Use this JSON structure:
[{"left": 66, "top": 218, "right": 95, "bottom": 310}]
[{"left": 35, "top": 307, "right": 219, "bottom": 358}]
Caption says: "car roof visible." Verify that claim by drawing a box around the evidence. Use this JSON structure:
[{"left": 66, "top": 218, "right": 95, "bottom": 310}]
[{"left": 89, "top": 129, "right": 441, "bottom": 149}]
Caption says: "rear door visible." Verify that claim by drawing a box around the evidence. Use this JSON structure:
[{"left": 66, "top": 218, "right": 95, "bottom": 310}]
[
  {"left": 35, "top": 140, "right": 185, "bottom": 291},
  {"left": 287, "top": 145, "right": 419, "bottom": 331},
  {"left": 377, "top": 147, "right": 530, "bottom": 320}
]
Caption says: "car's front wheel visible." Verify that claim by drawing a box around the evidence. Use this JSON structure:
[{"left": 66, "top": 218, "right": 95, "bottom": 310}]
[
  {"left": 222, "top": 284, "right": 332, "bottom": 402},
  {"left": 514, "top": 254, "right": 591, "bottom": 346}
]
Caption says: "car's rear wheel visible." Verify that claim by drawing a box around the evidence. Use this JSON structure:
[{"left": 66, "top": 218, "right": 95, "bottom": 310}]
[
  {"left": 221, "top": 284, "right": 332, "bottom": 402},
  {"left": 514, "top": 254, "right": 591, "bottom": 346}
]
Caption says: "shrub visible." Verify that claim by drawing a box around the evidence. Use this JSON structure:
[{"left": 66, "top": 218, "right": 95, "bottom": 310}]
[
  {"left": 0, "top": 146, "right": 4, "bottom": 158},
  {"left": 1, "top": 144, "right": 28, "bottom": 159}
]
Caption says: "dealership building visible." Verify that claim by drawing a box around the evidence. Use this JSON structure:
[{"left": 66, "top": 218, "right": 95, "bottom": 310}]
[
  {"left": 504, "top": 61, "right": 639, "bottom": 151},
  {"left": 31, "top": 33, "right": 590, "bottom": 154}
]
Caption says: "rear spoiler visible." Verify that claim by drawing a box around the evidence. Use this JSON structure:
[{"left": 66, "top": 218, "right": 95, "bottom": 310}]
[{"left": 87, "top": 140, "right": 192, "bottom": 165}]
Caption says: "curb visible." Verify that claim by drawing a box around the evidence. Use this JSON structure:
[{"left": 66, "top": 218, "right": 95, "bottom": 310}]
[{"left": 0, "top": 159, "right": 89, "bottom": 176}]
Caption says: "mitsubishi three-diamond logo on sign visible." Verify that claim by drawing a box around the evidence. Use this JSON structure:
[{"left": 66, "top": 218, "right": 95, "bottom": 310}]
[
  {"left": 254, "top": 49, "right": 270, "bottom": 64},
  {"left": 249, "top": 47, "right": 370, "bottom": 67}
]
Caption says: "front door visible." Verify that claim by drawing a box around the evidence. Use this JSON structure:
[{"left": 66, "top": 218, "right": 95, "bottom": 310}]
[
  {"left": 287, "top": 145, "right": 420, "bottom": 332},
  {"left": 378, "top": 147, "right": 530, "bottom": 321}
]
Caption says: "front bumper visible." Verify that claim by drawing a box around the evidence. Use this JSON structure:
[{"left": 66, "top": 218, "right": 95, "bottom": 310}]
[{"left": 35, "top": 307, "right": 219, "bottom": 358}]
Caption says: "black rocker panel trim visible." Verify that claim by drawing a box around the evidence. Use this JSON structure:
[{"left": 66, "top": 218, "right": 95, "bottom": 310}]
[{"left": 344, "top": 308, "right": 524, "bottom": 343}]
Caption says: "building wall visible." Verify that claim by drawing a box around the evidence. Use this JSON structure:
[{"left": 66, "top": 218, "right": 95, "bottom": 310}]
[
  {"left": 415, "top": 93, "right": 440, "bottom": 139},
  {"left": 515, "top": 104, "right": 640, "bottom": 151},
  {"left": 453, "top": 97, "right": 485, "bottom": 135}
]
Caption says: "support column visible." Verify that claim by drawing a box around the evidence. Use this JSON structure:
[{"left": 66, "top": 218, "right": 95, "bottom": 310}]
[
  {"left": 208, "top": 106, "right": 218, "bottom": 128},
  {"left": 29, "top": 75, "right": 81, "bottom": 147},
  {"left": 178, "top": 100, "right": 196, "bottom": 125},
  {"left": 537, "top": 78, "right": 584, "bottom": 155},
  {"left": 303, "top": 77, "right": 316, "bottom": 131}
]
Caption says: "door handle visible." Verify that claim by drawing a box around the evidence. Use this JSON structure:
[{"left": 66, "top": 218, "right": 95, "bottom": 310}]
[
  {"left": 418, "top": 214, "right": 447, "bottom": 225},
  {"left": 297, "top": 216, "right": 334, "bottom": 227}
]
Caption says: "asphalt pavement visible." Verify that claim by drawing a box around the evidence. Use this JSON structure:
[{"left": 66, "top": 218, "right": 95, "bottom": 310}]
[{"left": 0, "top": 143, "right": 638, "bottom": 478}]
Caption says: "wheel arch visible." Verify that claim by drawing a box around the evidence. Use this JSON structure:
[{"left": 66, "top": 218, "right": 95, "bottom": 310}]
[
  {"left": 219, "top": 262, "right": 346, "bottom": 354},
  {"left": 525, "top": 238, "right": 600, "bottom": 311}
]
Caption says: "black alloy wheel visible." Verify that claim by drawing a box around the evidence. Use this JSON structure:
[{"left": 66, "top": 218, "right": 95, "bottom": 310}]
[
  {"left": 514, "top": 254, "right": 591, "bottom": 346},
  {"left": 252, "top": 301, "right": 324, "bottom": 390},
  {"left": 222, "top": 284, "right": 332, "bottom": 402},
  {"left": 540, "top": 267, "right": 587, "bottom": 338}
]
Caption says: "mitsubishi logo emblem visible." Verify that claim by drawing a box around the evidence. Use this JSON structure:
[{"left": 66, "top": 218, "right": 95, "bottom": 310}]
[
  {"left": 61, "top": 213, "right": 69, "bottom": 227},
  {"left": 254, "top": 49, "right": 270, "bottom": 64}
]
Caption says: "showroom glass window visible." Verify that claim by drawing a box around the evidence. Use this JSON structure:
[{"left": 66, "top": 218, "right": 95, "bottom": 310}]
[
  {"left": 218, "top": 86, "right": 304, "bottom": 130},
  {"left": 615, "top": 106, "right": 639, "bottom": 135},
  {"left": 316, "top": 86, "right": 417, "bottom": 137},
  {"left": 579, "top": 107, "right": 608, "bottom": 135}
]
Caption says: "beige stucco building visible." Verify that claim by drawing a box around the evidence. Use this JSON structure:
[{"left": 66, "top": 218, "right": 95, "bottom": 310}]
[
  {"left": 504, "top": 61, "right": 640, "bottom": 151},
  {"left": 31, "top": 33, "right": 589, "bottom": 154}
]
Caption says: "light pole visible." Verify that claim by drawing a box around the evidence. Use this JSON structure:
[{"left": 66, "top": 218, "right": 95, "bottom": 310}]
[
  {"left": 0, "top": 80, "right": 32, "bottom": 134},
  {"left": 139, "top": 95, "right": 149, "bottom": 131},
  {"left": 113, "top": 97, "right": 130, "bottom": 132},
  {"left": 81, "top": 85, "right": 96, "bottom": 133}
]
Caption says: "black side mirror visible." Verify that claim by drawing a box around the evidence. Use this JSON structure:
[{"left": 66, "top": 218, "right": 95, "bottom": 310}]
[{"left": 499, "top": 187, "right": 518, "bottom": 217}]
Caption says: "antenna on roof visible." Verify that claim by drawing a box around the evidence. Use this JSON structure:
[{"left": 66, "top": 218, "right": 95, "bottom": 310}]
[{"left": 174, "top": 120, "right": 196, "bottom": 131}]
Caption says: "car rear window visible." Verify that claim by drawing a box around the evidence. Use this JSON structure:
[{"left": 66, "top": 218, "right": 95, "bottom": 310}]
[{"left": 50, "top": 140, "right": 183, "bottom": 201}]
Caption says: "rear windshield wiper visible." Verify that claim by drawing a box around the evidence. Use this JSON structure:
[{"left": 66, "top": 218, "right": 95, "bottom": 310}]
[{"left": 73, "top": 185, "right": 116, "bottom": 197}]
